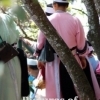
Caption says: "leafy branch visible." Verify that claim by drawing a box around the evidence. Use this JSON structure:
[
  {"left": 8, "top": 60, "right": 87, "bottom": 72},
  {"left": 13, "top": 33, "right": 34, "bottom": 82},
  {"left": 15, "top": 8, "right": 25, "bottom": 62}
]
[
  {"left": 72, "top": 7, "right": 88, "bottom": 16},
  {"left": 0, "top": 6, "right": 35, "bottom": 41}
]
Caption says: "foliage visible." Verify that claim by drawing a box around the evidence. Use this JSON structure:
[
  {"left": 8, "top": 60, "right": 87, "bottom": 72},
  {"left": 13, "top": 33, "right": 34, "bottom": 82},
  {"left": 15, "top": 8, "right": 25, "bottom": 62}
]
[
  {"left": 0, "top": 0, "right": 89, "bottom": 41},
  {"left": 10, "top": 5, "right": 28, "bottom": 22},
  {"left": 0, "top": 0, "right": 12, "bottom": 6},
  {"left": 0, "top": 0, "right": 38, "bottom": 41}
]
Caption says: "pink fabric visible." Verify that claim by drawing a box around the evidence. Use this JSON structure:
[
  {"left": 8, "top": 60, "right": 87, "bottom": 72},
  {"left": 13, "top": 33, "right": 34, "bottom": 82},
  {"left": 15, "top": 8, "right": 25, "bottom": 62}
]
[
  {"left": 86, "top": 57, "right": 100, "bottom": 100},
  {"left": 49, "top": 12, "right": 86, "bottom": 51},
  {"left": 96, "top": 62, "right": 100, "bottom": 75},
  {"left": 45, "top": 54, "right": 61, "bottom": 99},
  {"left": 37, "top": 69, "right": 42, "bottom": 79},
  {"left": 37, "top": 30, "right": 46, "bottom": 50},
  {"left": 36, "top": 12, "right": 89, "bottom": 99}
]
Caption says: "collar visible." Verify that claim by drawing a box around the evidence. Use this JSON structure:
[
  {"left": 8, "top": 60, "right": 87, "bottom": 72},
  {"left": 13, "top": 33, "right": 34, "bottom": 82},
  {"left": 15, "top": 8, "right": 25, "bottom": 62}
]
[{"left": 55, "top": 10, "right": 66, "bottom": 13}]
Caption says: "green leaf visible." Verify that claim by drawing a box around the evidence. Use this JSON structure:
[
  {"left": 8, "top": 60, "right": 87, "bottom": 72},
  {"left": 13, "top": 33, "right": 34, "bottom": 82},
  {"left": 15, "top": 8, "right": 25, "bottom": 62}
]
[
  {"left": 0, "top": 0, "right": 12, "bottom": 6},
  {"left": 10, "top": 5, "right": 28, "bottom": 22}
]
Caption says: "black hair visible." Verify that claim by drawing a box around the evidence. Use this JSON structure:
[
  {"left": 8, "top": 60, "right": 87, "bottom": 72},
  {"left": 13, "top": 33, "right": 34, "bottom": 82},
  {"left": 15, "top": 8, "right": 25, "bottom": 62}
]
[
  {"left": 46, "top": 12, "right": 52, "bottom": 16},
  {"left": 45, "top": 3, "right": 53, "bottom": 16},
  {"left": 53, "top": 2, "right": 69, "bottom": 8},
  {"left": 87, "top": 40, "right": 92, "bottom": 46},
  {"left": 47, "top": 3, "right": 53, "bottom": 7},
  {"left": 29, "top": 65, "right": 38, "bottom": 70}
]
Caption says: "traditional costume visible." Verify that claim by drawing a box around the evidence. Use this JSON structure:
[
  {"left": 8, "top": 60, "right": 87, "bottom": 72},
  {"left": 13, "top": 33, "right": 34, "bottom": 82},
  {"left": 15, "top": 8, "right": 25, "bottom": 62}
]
[
  {"left": 35, "top": 0, "right": 100, "bottom": 99},
  {"left": 86, "top": 41, "right": 100, "bottom": 100},
  {"left": 0, "top": 14, "right": 21, "bottom": 100}
]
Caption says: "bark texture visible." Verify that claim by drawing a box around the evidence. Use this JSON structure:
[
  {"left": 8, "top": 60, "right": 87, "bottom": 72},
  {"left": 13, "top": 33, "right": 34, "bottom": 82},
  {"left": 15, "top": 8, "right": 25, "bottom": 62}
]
[
  {"left": 93, "top": 0, "right": 100, "bottom": 16},
  {"left": 21, "top": 0, "right": 96, "bottom": 99},
  {"left": 82, "top": 0, "right": 100, "bottom": 59}
]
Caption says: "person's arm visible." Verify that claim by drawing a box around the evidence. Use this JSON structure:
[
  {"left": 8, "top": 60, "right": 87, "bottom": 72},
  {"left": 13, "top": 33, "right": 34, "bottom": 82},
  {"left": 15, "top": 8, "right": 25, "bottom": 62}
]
[
  {"left": 75, "top": 17, "right": 89, "bottom": 56},
  {"left": 34, "top": 30, "right": 46, "bottom": 56}
]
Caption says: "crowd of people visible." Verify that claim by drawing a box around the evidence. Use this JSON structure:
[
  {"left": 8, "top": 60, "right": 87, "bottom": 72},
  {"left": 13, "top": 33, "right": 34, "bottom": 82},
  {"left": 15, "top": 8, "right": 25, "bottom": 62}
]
[
  {"left": 0, "top": 0, "right": 100, "bottom": 100},
  {"left": 33, "top": 0, "right": 100, "bottom": 100}
]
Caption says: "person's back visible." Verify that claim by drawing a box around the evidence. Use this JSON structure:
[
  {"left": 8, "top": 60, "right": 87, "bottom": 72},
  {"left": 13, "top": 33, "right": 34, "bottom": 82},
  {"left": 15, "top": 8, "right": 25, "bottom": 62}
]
[
  {"left": 49, "top": 13, "right": 82, "bottom": 48},
  {"left": 49, "top": 11, "right": 86, "bottom": 67},
  {"left": 49, "top": 1, "right": 100, "bottom": 99},
  {"left": 0, "top": 13, "right": 21, "bottom": 100},
  {"left": 35, "top": 0, "right": 91, "bottom": 99}
]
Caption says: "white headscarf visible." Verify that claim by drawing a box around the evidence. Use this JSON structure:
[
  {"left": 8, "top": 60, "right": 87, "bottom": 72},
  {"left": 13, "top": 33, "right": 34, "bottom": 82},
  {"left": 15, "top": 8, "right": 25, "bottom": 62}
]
[
  {"left": 53, "top": 0, "right": 68, "bottom": 3},
  {"left": 0, "top": 13, "right": 20, "bottom": 44},
  {"left": 45, "top": 4, "right": 54, "bottom": 14},
  {"left": 27, "top": 58, "right": 38, "bottom": 66}
]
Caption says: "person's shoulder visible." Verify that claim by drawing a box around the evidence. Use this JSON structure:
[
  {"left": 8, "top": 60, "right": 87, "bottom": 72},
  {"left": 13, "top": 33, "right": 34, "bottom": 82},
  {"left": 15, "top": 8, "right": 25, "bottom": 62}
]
[
  {"left": 65, "top": 12, "right": 78, "bottom": 20},
  {"left": 65, "top": 12, "right": 72, "bottom": 16},
  {"left": 72, "top": 15, "right": 80, "bottom": 21},
  {"left": 48, "top": 13, "right": 58, "bottom": 21}
]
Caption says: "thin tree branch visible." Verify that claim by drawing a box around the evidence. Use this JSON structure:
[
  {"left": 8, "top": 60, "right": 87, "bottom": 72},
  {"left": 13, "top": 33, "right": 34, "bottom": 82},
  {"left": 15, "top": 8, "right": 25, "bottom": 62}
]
[
  {"left": 17, "top": 21, "right": 35, "bottom": 41},
  {"left": 0, "top": 7, "right": 6, "bottom": 13},
  {"left": 72, "top": 7, "right": 88, "bottom": 16},
  {"left": 0, "top": 6, "right": 35, "bottom": 41}
]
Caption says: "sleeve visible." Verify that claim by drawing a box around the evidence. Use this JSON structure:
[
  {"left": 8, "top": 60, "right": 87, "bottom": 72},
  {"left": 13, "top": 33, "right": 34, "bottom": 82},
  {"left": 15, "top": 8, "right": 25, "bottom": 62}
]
[
  {"left": 75, "top": 17, "right": 89, "bottom": 56},
  {"left": 35, "top": 30, "right": 46, "bottom": 54}
]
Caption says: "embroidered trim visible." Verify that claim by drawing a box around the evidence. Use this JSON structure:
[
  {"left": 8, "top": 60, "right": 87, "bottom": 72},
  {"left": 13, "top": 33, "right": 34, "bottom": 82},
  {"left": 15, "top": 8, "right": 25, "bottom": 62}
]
[
  {"left": 77, "top": 41, "right": 87, "bottom": 54},
  {"left": 35, "top": 47, "right": 41, "bottom": 54},
  {"left": 70, "top": 46, "right": 77, "bottom": 51}
]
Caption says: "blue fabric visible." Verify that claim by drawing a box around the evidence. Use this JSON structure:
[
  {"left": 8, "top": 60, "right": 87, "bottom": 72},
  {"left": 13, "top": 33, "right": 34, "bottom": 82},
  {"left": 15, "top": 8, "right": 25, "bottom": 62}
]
[
  {"left": 28, "top": 75, "right": 36, "bottom": 99},
  {"left": 88, "top": 55, "right": 99, "bottom": 71},
  {"left": 28, "top": 75, "right": 35, "bottom": 82},
  {"left": 30, "top": 86, "right": 37, "bottom": 99}
]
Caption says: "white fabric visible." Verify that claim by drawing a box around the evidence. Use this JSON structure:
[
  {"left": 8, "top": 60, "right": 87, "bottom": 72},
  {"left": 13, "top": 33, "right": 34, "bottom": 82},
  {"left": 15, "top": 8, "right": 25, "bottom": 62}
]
[
  {"left": 54, "top": 54, "right": 60, "bottom": 99},
  {"left": 88, "top": 46, "right": 94, "bottom": 52},
  {"left": 0, "top": 13, "right": 21, "bottom": 100},
  {"left": 8, "top": 61, "right": 19, "bottom": 100},
  {"left": 0, "top": 14, "right": 20, "bottom": 44},
  {"left": 27, "top": 58, "right": 38, "bottom": 66},
  {"left": 53, "top": 0, "right": 68, "bottom": 3},
  {"left": 45, "top": 7, "right": 54, "bottom": 14}
]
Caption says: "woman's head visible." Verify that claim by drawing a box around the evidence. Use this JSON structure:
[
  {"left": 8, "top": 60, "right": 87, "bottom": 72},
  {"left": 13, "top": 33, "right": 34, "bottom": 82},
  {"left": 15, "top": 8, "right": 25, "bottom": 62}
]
[
  {"left": 52, "top": 0, "right": 69, "bottom": 11},
  {"left": 27, "top": 58, "right": 39, "bottom": 77}
]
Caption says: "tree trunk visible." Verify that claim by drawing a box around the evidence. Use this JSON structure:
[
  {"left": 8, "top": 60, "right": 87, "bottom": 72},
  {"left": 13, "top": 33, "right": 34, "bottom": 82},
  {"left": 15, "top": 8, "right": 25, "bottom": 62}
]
[
  {"left": 82, "top": 0, "right": 100, "bottom": 59},
  {"left": 21, "top": 0, "right": 96, "bottom": 99},
  {"left": 93, "top": 0, "right": 100, "bottom": 16}
]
